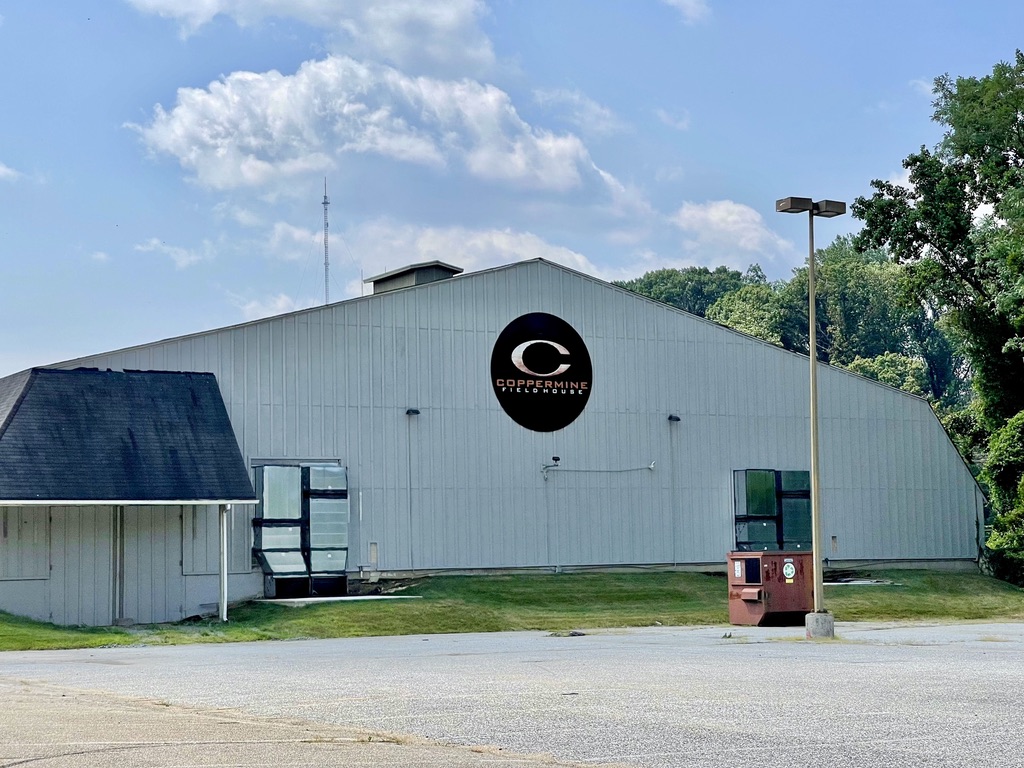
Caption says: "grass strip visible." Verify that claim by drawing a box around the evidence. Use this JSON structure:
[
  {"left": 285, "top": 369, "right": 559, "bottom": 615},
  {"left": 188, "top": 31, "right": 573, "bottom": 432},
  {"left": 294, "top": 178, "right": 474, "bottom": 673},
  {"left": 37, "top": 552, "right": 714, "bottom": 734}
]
[{"left": 1, "top": 570, "right": 1023, "bottom": 651}]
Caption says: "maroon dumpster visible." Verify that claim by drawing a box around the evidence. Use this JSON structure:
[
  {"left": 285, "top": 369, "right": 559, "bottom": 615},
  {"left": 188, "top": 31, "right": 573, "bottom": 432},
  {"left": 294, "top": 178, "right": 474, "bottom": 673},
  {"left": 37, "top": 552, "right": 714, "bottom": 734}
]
[{"left": 727, "top": 551, "right": 814, "bottom": 626}]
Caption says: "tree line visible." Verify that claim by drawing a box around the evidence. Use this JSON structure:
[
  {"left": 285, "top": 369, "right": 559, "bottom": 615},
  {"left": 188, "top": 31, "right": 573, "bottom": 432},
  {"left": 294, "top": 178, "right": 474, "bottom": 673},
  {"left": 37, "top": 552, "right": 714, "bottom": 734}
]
[
  {"left": 615, "top": 241, "right": 964, "bottom": 406},
  {"left": 615, "top": 51, "right": 1024, "bottom": 577}
]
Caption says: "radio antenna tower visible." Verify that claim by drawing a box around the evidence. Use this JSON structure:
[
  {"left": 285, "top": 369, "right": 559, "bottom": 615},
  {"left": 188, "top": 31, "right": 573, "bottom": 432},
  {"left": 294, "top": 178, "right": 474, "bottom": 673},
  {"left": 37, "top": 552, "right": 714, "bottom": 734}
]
[{"left": 322, "top": 178, "right": 330, "bottom": 305}]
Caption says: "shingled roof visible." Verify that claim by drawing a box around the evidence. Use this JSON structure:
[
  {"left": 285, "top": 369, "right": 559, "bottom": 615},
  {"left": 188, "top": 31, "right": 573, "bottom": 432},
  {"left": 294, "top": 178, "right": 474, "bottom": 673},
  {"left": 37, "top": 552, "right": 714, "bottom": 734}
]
[{"left": 0, "top": 368, "right": 256, "bottom": 504}]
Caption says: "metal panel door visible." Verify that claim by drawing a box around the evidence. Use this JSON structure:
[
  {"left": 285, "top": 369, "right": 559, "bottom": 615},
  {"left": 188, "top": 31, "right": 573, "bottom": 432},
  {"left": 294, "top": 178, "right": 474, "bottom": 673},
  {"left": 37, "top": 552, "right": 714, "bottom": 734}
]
[
  {"left": 119, "top": 506, "right": 185, "bottom": 624},
  {"left": 49, "top": 506, "right": 115, "bottom": 626}
]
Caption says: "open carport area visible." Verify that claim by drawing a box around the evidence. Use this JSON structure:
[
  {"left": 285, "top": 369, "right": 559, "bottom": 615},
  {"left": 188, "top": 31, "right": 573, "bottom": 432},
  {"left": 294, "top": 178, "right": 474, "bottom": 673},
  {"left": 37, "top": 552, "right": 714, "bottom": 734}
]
[{"left": 2, "top": 622, "right": 1023, "bottom": 768}]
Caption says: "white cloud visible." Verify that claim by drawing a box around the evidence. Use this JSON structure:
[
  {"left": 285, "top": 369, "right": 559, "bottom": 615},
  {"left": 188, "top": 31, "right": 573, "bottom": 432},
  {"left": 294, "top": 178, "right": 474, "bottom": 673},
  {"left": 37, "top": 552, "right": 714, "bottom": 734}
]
[
  {"left": 593, "top": 167, "right": 654, "bottom": 221},
  {"left": 655, "top": 165, "right": 685, "bottom": 183},
  {"left": 887, "top": 167, "right": 912, "bottom": 190},
  {"left": 127, "top": 0, "right": 331, "bottom": 33},
  {"left": 661, "top": 0, "right": 710, "bottom": 24},
  {"left": 125, "top": 0, "right": 494, "bottom": 77},
  {"left": 90, "top": 251, "right": 110, "bottom": 263},
  {"left": 655, "top": 108, "right": 690, "bottom": 131},
  {"left": 671, "top": 200, "right": 790, "bottom": 258},
  {"left": 0, "top": 161, "right": 22, "bottom": 181},
  {"left": 131, "top": 56, "right": 593, "bottom": 193},
  {"left": 609, "top": 250, "right": 726, "bottom": 282},
  {"left": 909, "top": 78, "right": 933, "bottom": 97},
  {"left": 534, "top": 89, "right": 626, "bottom": 136},
  {"left": 972, "top": 202, "right": 996, "bottom": 225},
  {"left": 230, "top": 292, "right": 318, "bottom": 321},
  {"left": 134, "top": 237, "right": 211, "bottom": 269},
  {"left": 340, "top": 220, "right": 611, "bottom": 293},
  {"left": 336, "top": 0, "right": 494, "bottom": 77},
  {"left": 269, "top": 221, "right": 319, "bottom": 261},
  {"left": 866, "top": 100, "right": 896, "bottom": 114},
  {"left": 214, "top": 202, "right": 263, "bottom": 228}
]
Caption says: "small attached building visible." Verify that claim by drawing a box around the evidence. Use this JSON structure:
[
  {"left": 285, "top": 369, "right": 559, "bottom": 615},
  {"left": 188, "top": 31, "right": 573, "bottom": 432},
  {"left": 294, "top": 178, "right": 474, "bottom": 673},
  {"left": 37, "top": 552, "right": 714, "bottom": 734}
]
[
  {"left": 0, "top": 259, "right": 987, "bottom": 625},
  {"left": 0, "top": 368, "right": 256, "bottom": 625}
]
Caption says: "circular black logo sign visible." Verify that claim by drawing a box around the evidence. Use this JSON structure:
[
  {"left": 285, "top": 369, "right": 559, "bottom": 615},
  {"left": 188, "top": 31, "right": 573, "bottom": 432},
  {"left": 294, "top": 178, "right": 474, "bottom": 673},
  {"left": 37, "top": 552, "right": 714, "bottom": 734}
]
[{"left": 490, "top": 312, "right": 593, "bottom": 432}]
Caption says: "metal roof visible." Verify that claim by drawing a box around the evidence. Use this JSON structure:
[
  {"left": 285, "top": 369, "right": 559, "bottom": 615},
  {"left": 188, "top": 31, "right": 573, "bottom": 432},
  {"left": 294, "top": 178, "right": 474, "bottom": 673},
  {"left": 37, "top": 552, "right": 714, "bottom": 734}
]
[{"left": 0, "top": 368, "right": 256, "bottom": 505}]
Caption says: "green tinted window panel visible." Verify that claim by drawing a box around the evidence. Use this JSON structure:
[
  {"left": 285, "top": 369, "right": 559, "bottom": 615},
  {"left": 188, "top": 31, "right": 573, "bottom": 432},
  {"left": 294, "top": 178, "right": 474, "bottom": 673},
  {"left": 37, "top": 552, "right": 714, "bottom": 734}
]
[
  {"left": 736, "top": 520, "right": 779, "bottom": 550},
  {"left": 781, "top": 497, "right": 812, "bottom": 550},
  {"left": 780, "top": 471, "right": 810, "bottom": 493},
  {"left": 744, "top": 470, "right": 777, "bottom": 517}
]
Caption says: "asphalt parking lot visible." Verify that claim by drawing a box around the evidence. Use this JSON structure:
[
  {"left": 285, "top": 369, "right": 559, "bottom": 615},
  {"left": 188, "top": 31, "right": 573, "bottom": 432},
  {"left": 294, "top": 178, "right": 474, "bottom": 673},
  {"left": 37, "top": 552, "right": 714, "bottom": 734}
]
[{"left": 2, "top": 622, "right": 1023, "bottom": 767}]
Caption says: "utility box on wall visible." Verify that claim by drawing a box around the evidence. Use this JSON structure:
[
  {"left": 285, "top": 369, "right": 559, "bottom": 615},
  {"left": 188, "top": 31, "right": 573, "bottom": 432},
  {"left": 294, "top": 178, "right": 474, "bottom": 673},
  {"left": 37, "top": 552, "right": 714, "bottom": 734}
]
[{"left": 727, "top": 551, "right": 813, "bottom": 626}]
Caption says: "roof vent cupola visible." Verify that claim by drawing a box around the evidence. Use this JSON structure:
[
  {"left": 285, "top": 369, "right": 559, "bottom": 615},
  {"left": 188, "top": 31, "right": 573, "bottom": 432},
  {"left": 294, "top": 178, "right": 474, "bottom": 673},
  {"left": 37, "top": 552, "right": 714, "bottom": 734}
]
[{"left": 363, "top": 261, "right": 463, "bottom": 294}]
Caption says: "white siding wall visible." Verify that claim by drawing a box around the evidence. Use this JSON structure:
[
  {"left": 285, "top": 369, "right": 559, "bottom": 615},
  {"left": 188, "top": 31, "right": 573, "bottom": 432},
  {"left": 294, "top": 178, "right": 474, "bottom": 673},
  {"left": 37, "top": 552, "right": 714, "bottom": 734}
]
[
  {"left": 182, "top": 504, "right": 254, "bottom": 575},
  {"left": 56, "top": 260, "right": 983, "bottom": 579},
  {"left": 0, "top": 506, "right": 51, "bottom": 622},
  {"left": 49, "top": 506, "right": 114, "bottom": 626},
  {"left": 181, "top": 504, "right": 262, "bottom": 619},
  {"left": 0, "top": 504, "right": 265, "bottom": 625},
  {"left": 0, "top": 507, "right": 48, "bottom": 579}
]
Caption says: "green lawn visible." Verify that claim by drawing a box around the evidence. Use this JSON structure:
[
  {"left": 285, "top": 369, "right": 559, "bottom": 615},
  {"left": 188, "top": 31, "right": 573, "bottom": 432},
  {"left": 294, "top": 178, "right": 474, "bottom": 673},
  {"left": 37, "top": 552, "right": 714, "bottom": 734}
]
[
  {"left": 825, "top": 569, "right": 1024, "bottom": 621},
  {"left": 2, "top": 570, "right": 1023, "bottom": 651}
]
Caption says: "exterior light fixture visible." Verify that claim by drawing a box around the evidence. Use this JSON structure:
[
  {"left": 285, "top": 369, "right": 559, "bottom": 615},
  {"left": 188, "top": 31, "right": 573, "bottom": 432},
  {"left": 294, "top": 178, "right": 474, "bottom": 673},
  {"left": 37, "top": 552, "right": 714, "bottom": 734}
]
[
  {"left": 667, "top": 414, "right": 681, "bottom": 422},
  {"left": 776, "top": 196, "right": 846, "bottom": 640},
  {"left": 775, "top": 197, "right": 813, "bottom": 214},
  {"left": 405, "top": 408, "right": 420, "bottom": 416},
  {"left": 775, "top": 197, "right": 846, "bottom": 218},
  {"left": 541, "top": 456, "right": 561, "bottom": 481}
]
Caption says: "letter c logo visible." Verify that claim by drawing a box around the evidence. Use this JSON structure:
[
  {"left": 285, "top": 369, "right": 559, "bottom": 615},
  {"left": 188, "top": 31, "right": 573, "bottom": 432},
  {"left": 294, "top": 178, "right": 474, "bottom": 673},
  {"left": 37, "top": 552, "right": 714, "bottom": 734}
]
[
  {"left": 511, "top": 339, "right": 571, "bottom": 377},
  {"left": 492, "top": 313, "right": 592, "bottom": 432}
]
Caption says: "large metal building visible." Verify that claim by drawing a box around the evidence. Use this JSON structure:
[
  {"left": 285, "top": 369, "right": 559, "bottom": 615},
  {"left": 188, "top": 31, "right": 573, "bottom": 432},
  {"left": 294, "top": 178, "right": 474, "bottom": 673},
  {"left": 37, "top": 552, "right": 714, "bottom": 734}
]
[{"left": 0, "top": 259, "right": 985, "bottom": 625}]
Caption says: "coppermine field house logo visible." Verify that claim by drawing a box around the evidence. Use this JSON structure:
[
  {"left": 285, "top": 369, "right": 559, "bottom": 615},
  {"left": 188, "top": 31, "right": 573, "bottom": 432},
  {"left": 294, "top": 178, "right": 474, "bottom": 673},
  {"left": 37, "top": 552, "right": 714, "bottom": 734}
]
[{"left": 490, "top": 312, "right": 593, "bottom": 432}]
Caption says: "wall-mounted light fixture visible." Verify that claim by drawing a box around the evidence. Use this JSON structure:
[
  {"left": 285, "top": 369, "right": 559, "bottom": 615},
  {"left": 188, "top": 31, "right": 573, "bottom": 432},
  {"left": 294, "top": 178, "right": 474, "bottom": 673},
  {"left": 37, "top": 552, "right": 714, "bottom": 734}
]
[
  {"left": 667, "top": 414, "right": 681, "bottom": 422},
  {"left": 405, "top": 408, "right": 420, "bottom": 416},
  {"left": 541, "top": 456, "right": 561, "bottom": 481}
]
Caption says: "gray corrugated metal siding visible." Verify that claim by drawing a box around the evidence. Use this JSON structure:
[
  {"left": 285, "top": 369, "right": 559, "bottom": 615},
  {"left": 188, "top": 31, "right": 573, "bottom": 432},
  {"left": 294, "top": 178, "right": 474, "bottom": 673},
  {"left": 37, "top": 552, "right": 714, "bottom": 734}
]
[{"left": 51, "top": 259, "right": 983, "bottom": 579}]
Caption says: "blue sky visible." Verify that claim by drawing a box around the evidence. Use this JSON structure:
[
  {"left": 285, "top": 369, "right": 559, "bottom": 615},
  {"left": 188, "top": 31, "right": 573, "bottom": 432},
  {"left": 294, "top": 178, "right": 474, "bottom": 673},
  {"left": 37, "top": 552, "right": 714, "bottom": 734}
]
[{"left": 1, "top": 1, "right": 1022, "bottom": 377}]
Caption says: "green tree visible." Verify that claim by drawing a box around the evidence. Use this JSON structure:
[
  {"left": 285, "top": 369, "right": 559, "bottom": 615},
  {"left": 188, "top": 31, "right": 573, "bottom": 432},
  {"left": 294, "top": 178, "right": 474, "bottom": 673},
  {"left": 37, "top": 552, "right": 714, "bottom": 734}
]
[
  {"left": 782, "top": 237, "right": 912, "bottom": 366},
  {"left": 904, "top": 298, "right": 967, "bottom": 410},
  {"left": 614, "top": 265, "right": 747, "bottom": 317},
  {"left": 983, "top": 412, "right": 1024, "bottom": 554},
  {"left": 940, "top": 400, "right": 988, "bottom": 470},
  {"left": 933, "top": 50, "right": 1024, "bottom": 207},
  {"left": 616, "top": 240, "right": 962, "bottom": 403},
  {"left": 853, "top": 51, "right": 1024, "bottom": 554},
  {"left": 774, "top": 237, "right": 962, "bottom": 402},
  {"left": 843, "top": 353, "right": 930, "bottom": 397},
  {"left": 853, "top": 52, "right": 1024, "bottom": 428},
  {"left": 981, "top": 410, "right": 1024, "bottom": 517},
  {"left": 706, "top": 283, "right": 791, "bottom": 346}
]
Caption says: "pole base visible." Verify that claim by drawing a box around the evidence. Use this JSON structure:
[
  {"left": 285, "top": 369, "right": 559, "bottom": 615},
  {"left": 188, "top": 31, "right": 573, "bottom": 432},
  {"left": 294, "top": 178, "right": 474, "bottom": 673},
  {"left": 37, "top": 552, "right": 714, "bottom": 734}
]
[{"left": 805, "top": 611, "right": 835, "bottom": 639}]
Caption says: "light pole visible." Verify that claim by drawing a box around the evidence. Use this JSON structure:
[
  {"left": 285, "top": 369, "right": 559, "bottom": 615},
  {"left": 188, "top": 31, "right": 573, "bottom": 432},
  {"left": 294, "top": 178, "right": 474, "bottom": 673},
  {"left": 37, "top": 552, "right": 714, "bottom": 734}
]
[{"left": 776, "top": 196, "right": 846, "bottom": 639}]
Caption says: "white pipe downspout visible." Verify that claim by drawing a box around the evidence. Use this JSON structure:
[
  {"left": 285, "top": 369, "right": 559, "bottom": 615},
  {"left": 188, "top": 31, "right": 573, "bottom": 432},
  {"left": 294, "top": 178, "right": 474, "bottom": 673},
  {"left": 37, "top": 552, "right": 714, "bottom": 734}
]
[{"left": 219, "top": 504, "right": 229, "bottom": 622}]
